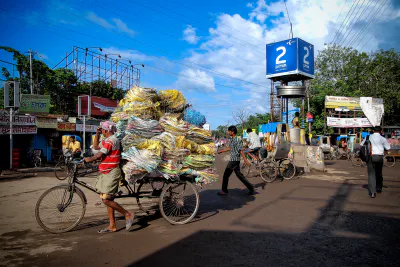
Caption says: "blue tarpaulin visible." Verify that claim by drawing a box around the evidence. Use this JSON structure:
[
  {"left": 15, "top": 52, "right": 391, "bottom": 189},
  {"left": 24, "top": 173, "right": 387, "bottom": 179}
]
[{"left": 261, "top": 122, "right": 282, "bottom": 133}]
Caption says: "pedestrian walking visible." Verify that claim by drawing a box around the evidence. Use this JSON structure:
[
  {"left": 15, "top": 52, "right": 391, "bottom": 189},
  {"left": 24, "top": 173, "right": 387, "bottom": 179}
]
[
  {"left": 217, "top": 125, "right": 258, "bottom": 196},
  {"left": 361, "top": 126, "right": 391, "bottom": 198}
]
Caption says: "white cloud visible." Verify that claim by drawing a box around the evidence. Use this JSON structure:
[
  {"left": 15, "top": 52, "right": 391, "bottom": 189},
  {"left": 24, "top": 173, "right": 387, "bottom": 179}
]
[
  {"left": 101, "top": 47, "right": 153, "bottom": 62},
  {"left": 87, "top": 11, "right": 114, "bottom": 29},
  {"left": 177, "top": 0, "right": 398, "bottom": 116},
  {"left": 182, "top": 25, "right": 199, "bottom": 44},
  {"left": 86, "top": 12, "right": 135, "bottom": 37},
  {"left": 112, "top": 18, "right": 135, "bottom": 37},
  {"left": 176, "top": 69, "right": 216, "bottom": 92}
]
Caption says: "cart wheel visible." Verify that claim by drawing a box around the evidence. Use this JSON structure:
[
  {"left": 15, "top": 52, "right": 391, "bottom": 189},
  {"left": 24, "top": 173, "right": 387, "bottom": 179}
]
[
  {"left": 351, "top": 154, "right": 362, "bottom": 167},
  {"left": 159, "top": 181, "right": 199, "bottom": 225},
  {"left": 280, "top": 159, "right": 296, "bottom": 180},
  {"left": 136, "top": 180, "right": 162, "bottom": 214},
  {"left": 259, "top": 160, "right": 277, "bottom": 183},
  {"left": 35, "top": 185, "right": 86, "bottom": 233},
  {"left": 384, "top": 155, "right": 395, "bottom": 168}
]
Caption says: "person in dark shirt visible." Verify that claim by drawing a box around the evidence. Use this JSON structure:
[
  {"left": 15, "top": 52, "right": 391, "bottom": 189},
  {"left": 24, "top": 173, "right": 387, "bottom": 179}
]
[{"left": 217, "top": 125, "right": 257, "bottom": 196}]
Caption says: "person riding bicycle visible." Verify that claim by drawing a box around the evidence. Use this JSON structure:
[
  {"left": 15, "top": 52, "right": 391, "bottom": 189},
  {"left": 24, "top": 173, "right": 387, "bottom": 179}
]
[
  {"left": 68, "top": 136, "right": 82, "bottom": 159},
  {"left": 245, "top": 128, "right": 262, "bottom": 162},
  {"left": 84, "top": 121, "right": 136, "bottom": 233}
]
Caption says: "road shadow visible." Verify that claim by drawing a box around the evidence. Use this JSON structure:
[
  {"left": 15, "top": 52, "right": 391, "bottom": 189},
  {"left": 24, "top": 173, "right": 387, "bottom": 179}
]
[{"left": 128, "top": 180, "right": 400, "bottom": 266}]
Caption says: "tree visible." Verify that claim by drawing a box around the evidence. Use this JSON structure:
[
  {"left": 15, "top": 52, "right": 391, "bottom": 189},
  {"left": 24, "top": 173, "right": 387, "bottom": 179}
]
[
  {"left": 292, "top": 45, "right": 400, "bottom": 134},
  {"left": 233, "top": 109, "right": 249, "bottom": 135}
]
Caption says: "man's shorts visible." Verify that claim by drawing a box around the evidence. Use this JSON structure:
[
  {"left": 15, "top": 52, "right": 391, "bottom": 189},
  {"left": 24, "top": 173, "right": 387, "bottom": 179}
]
[{"left": 99, "top": 193, "right": 114, "bottom": 200}]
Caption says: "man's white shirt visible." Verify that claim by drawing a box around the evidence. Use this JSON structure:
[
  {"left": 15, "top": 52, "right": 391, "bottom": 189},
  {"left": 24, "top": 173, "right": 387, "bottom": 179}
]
[{"left": 361, "top": 133, "right": 390, "bottom": 155}]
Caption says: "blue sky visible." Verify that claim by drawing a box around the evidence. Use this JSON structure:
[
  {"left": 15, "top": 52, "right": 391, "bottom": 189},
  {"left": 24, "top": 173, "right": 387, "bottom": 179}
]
[{"left": 1, "top": 0, "right": 399, "bottom": 129}]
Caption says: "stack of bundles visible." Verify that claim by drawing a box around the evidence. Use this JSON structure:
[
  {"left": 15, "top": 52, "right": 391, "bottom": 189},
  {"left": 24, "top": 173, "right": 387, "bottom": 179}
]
[
  {"left": 183, "top": 107, "right": 206, "bottom": 127},
  {"left": 159, "top": 115, "right": 189, "bottom": 136},
  {"left": 111, "top": 86, "right": 162, "bottom": 121},
  {"left": 186, "top": 127, "right": 213, "bottom": 144},
  {"left": 111, "top": 86, "right": 217, "bottom": 184},
  {"left": 159, "top": 89, "right": 186, "bottom": 112},
  {"left": 125, "top": 116, "right": 164, "bottom": 138}
]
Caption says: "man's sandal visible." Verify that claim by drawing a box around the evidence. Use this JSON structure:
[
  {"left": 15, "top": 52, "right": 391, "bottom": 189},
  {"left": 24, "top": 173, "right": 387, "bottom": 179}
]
[{"left": 97, "top": 228, "right": 115, "bottom": 234}]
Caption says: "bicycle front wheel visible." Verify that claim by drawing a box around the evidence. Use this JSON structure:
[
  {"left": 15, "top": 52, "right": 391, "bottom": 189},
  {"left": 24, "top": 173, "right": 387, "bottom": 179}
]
[
  {"left": 280, "top": 159, "right": 296, "bottom": 180},
  {"left": 159, "top": 181, "right": 199, "bottom": 225},
  {"left": 55, "top": 161, "right": 69, "bottom": 180},
  {"left": 384, "top": 155, "right": 395, "bottom": 167},
  {"left": 35, "top": 185, "right": 86, "bottom": 233}
]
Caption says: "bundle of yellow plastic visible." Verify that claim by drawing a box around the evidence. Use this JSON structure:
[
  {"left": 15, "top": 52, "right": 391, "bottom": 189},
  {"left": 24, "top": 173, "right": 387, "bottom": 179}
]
[
  {"left": 151, "top": 132, "right": 176, "bottom": 151},
  {"left": 176, "top": 136, "right": 198, "bottom": 152},
  {"left": 120, "top": 86, "right": 158, "bottom": 104},
  {"left": 121, "top": 134, "right": 146, "bottom": 151},
  {"left": 186, "top": 127, "right": 213, "bottom": 144},
  {"left": 136, "top": 139, "right": 163, "bottom": 157},
  {"left": 183, "top": 154, "right": 215, "bottom": 170},
  {"left": 158, "top": 89, "right": 186, "bottom": 112},
  {"left": 159, "top": 115, "right": 189, "bottom": 136},
  {"left": 196, "top": 143, "right": 215, "bottom": 155}
]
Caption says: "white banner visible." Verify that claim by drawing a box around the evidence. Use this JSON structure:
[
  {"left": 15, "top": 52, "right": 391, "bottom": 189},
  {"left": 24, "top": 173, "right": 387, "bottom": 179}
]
[
  {"left": 93, "top": 102, "right": 116, "bottom": 113},
  {"left": 76, "top": 124, "right": 98, "bottom": 133},
  {"left": 360, "top": 97, "right": 384, "bottom": 127},
  {"left": 327, "top": 117, "right": 372, "bottom": 128}
]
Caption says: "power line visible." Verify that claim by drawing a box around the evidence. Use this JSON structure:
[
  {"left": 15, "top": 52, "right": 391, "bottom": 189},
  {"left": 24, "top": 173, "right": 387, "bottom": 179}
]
[
  {"left": 330, "top": 0, "right": 358, "bottom": 44},
  {"left": 127, "top": 0, "right": 266, "bottom": 56},
  {"left": 334, "top": 0, "right": 363, "bottom": 45},
  {"left": 83, "top": 0, "right": 266, "bottom": 68},
  {"left": 170, "top": 0, "right": 265, "bottom": 46},
  {"left": 328, "top": 0, "right": 349, "bottom": 44},
  {"left": 38, "top": 2, "right": 270, "bottom": 90},
  {"left": 358, "top": 5, "right": 394, "bottom": 51},
  {"left": 0, "top": 9, "right": 268, "bottom": 94},
  {"left": 344, "top": 0, "right": 381, "bottom": 48},
  {"left": 337, "top": 0, "right": 369, "bottom": 47},
  {"left": 351, "top": 0, "right": 390, "bottom": 49}
]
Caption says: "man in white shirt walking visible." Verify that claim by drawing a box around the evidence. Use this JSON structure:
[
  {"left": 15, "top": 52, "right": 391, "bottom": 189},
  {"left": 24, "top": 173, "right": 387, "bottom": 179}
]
[{"left": 361, "top": 126, "right": 391, "bottom": 198}]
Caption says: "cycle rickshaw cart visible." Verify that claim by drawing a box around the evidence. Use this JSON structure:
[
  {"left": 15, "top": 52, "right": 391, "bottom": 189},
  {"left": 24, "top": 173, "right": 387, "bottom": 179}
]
[
  {"left": 258, "top": 142, "right": 296, "bottom": 183},
  {"left": 35, "top": 159, "right": 200, "bottom": 233}
]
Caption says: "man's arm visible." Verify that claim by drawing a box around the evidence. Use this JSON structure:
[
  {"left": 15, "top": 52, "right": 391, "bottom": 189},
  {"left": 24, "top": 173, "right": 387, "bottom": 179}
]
[
  {"left": 84, "top": 151, "right": 104, "bottom": 163},
  {"left": 218, "top": 147, "right": 231, "bottom": 154},
  {"left": 93, "top": 127, "right": 101, "bottom": 150},
  {"left": 382, "top": 137, "right": 391, "bottom": 151}
]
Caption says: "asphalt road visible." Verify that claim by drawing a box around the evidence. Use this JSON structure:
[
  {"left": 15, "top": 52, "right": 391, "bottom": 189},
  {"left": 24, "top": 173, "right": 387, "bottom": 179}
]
[{"left": 0, "top": 155, "right": 399, "bottom": 267}]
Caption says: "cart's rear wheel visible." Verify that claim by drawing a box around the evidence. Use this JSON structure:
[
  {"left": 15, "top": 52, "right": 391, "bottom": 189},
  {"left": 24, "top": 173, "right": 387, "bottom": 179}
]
[
  {"left": 35, "top": 185, "right": 86, "bottom": 233},
  {"left": 55, "top": 161, "right": 71, "bottom": 180},
  {"left": 280, "top": 159, "right": 296, "bottom": 180},
  {"left": 159, "top": 181, "right": 199, "bottom": 225},
  {"left": 136, "top": 180, "right": 162, "bottom": 214},
  {"left": 384, "top": 155, "right": 395, "bottom": 168},
  {"left": 259, "top": 160, "right": 277, "bottom": 183}
]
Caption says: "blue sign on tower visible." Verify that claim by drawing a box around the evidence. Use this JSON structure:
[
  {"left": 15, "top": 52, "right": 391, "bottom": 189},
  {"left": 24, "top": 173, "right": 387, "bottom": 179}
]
[{"left": 266, "top": 38, "right": 314, "bottom": 80}]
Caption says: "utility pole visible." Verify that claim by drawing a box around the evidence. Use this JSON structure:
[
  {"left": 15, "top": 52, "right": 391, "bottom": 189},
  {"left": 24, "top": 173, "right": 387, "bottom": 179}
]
[{"left": 29, "top": 49, "right": 34, "bottom": 94}]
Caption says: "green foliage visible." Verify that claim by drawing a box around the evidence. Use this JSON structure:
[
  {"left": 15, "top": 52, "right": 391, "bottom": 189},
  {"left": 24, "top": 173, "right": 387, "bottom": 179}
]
[
  {"left": 293, "top": 45, "right": 400, "bottom": 134},
  {"left": 1, "top": 46, "right": 126, "bottom": 115}
]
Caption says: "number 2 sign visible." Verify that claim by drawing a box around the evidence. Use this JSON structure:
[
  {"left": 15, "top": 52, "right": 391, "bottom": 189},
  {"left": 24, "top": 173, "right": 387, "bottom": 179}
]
[{"left": 266, "top": 38, "right": 314, "bottom": 81}]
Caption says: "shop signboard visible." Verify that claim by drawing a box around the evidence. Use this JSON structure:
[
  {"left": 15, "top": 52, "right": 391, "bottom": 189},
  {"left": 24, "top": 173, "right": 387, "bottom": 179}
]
[
  {"left": 36, "top": 117, "right": 58, "bottom": 128},
  {"left": 266, "top": 38, "right": 314, "bottom": 79},
  {"left": 57, "top": 122, "right": 76, "bottom": 132},
  {"left": 0, "top": 125, "right": 37, "bottom": 135},
  {"left": 327, "top": 117, "right": 372, "bottom": 128},
  {"left": 76, "top": 124, "right": 98, "bottom": 133},
  {"left": 0, "top": 114, "right": 36, "bottom": 125},
  {"left": 19, "top": 94, "right": 50, "bottom": 114}
]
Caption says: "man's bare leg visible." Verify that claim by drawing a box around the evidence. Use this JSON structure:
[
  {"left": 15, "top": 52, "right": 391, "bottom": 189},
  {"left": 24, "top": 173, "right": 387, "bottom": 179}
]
[
  {"left": 107, "top": 206, "right": 117, "bottom": 232},
  {"left": 103, "top": 199, "right": 133, "bottom": 221}
]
